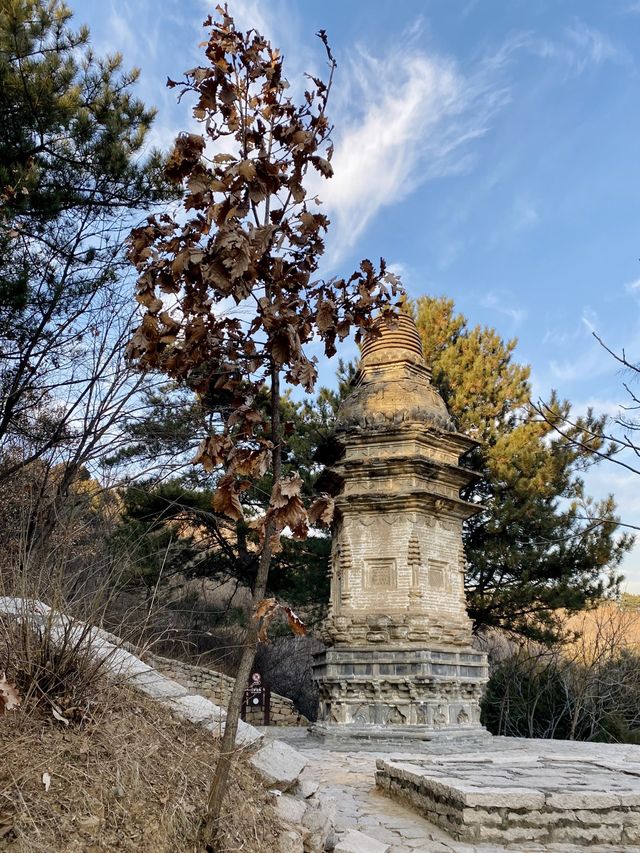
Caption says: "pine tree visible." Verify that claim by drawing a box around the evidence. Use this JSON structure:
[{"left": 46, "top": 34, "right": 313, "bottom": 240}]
[
  {"left": 0, "top": 0, "right": 170, "bottom": 476},
  {"left": 413, "top": 296, "right": 632, "bottom": 642}
]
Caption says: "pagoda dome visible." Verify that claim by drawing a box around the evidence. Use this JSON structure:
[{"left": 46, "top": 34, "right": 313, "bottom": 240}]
[{"left": 335, "top": 314, "right": 455, "bottom": 433}]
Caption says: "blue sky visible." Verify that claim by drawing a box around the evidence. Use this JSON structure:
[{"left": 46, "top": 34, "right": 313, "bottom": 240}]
[{"left": 79, "top": 0, "right": 640, "bottom": 589}]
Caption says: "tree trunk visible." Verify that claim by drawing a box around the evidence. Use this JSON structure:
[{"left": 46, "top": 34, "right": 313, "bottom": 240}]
[{"left": 199, "top": 366, "right": 281, "bottom": 850}]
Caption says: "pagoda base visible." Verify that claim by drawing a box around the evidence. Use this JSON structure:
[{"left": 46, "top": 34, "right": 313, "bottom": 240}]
[
  {"left": 309, "top": 721, "right": 491, "bottom": 750},
  {"left": 312, "top": 645, "right": 488, "bottom": 729}
]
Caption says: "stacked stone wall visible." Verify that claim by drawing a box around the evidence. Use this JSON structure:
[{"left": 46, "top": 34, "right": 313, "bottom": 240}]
[{"left": 146, "top": 653, "right": 309, "bottom": 727}]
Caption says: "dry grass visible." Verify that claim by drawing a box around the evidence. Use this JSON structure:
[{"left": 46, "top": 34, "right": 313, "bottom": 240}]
[
  {"left": 563, "top": 603, "right": 640, "bottom": 664},
  {"left": 0, "top": 682, "right": 283, "bottom": 852}
]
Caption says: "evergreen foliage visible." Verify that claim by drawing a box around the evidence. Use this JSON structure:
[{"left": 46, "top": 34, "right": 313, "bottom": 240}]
[
  {"left": 0, "top": 0, "right": 169, "bottom": 474},
  {"left": 114, "top": 301, "right": 630, "bottom": 643},
  {"left": 413, "top": 295, "right": 632, "bottom": 642}
]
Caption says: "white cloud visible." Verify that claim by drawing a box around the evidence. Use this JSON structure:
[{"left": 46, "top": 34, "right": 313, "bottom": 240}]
[
  {"left": 480, "top": 291, "right": 525, "bottom": 327},
  {"left": 529, "top": 21, "right": 628, "bottom": 75},
  {"left": 626, "top": 278, "right": 640, "bottom": 297},
  {"left": 581, "top": 307, "right": 598, "bottom": 335},
  {"left": 212, "top": 0, "right": 277, "bottom": 45},
  {"left": 571, "top": 397, "right": 626, "bottom": 420},
  {"left": 315, "top": 34, "right": 508, "bottom": 265},
  {"left": 549, "top": 348, "right": 605, "bottom": 383},
  {"left": 91, "top": 1, "right": 206, "bottom": 154}
]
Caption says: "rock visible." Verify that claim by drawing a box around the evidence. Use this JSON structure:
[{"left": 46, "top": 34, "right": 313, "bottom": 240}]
[
  {"left": 249, "top": 739, "right": 307, "bottom": 790},
  {"left": 334, "top": 830, "right": 390, "bottom": 853},
  {"left": 274, "top": 793, "right": 307, "bottom": 826},
  {"left": 298, "top": 779, "right": 320, "bottom": 799},
  {"left": 302, "top": 795, "right": 335, "bottom": 853},
  {"left": 233, "top": 718, "right": 263, "bottom": 748},
  {"left": 279, "top": 829, "right": 305, "bottom": 853},
  {"left": 323, "top": 826, "right": 336, "bottom": 851}
]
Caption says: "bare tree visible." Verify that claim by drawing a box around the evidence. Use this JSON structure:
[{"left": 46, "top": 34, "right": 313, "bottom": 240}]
[{"left": 482, "top": 604, "right": 640, "bottom": 742}]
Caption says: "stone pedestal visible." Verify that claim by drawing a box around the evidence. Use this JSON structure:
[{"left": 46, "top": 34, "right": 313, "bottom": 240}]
[
  {"left": 312, "top": 646, "right": 486, "bottom": 728},
  {"left": 312, "top": 314, "right": 488, "bottom": 741}
]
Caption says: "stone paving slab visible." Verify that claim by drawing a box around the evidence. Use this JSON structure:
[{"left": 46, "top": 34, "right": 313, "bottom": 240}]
[
  {"left": 376, "top": 743, "right": 640, "bottom": 846},
  {"left": 270, "top": 728, "right": 640, "bottom": 851}
]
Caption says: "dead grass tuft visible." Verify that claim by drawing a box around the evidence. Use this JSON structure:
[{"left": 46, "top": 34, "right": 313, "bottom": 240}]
[{"left": 0, "top": 682, "right": 283, "bottom": 852}]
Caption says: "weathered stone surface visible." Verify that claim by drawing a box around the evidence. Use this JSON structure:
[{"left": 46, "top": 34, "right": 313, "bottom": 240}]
[
  {"left": 269, "top": 726, "right": 640, "bottom": 852},
  {"left": 459, "top": 786, "right": 546, "bottom": 809},
  {"left": 169, "top": 693, "right": 223, "bottom": 723},
  {"left": 279, "top": 829, "right": 305, "bottom": 853},
  {"left": 298, "top": 779, "right": 320, "bottom": 798},
  {"left": 274, "top": 793, "right": 308, "bottom": 827},
  {"left": 249, "top": 739, "right": 307, "bottom": 790},
  {"left": 334, "top": 829, "right": 390, "bottom": 853},
  {"left": 302, "top": 794, "right": 336, "bottom": 852},
  {"left": 374, "top": 738, "right": 640, "bottom": 846},
  {"left": 311, "top": 314, "right": 487, "bottom": 735},
  {"left": 546, "top": 792, "right": 620, "bottom": 809}
]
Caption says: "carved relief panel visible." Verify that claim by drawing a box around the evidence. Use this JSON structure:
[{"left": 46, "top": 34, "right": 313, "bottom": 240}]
[{"left": 364, "top": 557, "right": 397, "bottom": 590}]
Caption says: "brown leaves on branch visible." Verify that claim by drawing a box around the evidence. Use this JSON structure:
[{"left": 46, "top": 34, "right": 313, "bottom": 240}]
[
  {"left": 266, "top": 473, "right": 308, "bottom": 542},
  {"left": 192, "top": 434, "right": 233, "bottom": 471},
  {"left": 254, "top": 597, "right": 306, "bottom": 643},
  {"left": 126, "top": 5, "right": 403, "bottom": 540},
  {"left": 308, "top": 494, "right": 335, "bottom": 527},
  {"left": 212, "top": 473, "right": 249, "bottom": 521}
]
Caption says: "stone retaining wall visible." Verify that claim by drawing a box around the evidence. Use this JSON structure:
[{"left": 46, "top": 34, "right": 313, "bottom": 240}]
[{"left": 147, "top": 653, "right": 309, "bottom": 727}]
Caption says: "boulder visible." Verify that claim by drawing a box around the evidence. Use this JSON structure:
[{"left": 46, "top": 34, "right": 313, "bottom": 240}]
[
  {"left": 279, "top": 829, "right": 305, "bottom": 853},
  {"left": 274, "top": 793, "right": 308, "bottom": 826},
  {"left": 302, "top": 795, "right": 335, "bottom": 853},
  {"left": 297, "top": 779, "right": 320, "bottom": 799},
  {"left": 249, "top": 739, "right": 307, "bottom": 790}
]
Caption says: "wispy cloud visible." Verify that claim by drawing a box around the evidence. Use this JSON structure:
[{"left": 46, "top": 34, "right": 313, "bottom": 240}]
[
  {"left": 529, "top": 21, "right": 628, "bottom": 75},
  {"left": 92, "top": 1, "right": 210, "bottom": 154},
  {"left": 221, "top": 0, "right": 277, "bottom": 42},
  {"left": 625, "top": 278, "right": 640, "bottom": 298},
  {"left": 316, "top": 28, "right": 509, "bottom": 265},
  {"left": 511, "top": 195, "right": 540, "bottom": 232},
  {"left": 581, "top": 307, "right": 598, "bottom": 335},
  {"left": 480, "top": 290, "right": 526, "bottom": 327}
]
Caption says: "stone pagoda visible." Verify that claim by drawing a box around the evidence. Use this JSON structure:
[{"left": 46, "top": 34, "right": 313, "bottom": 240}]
[{"left": 311, "top": 313, "right": 488, "bottom": 741}]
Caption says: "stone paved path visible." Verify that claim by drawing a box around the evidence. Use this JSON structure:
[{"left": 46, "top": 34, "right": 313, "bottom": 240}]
[{"left": 268, "top": 729, "right": 637, "bottom": 853}]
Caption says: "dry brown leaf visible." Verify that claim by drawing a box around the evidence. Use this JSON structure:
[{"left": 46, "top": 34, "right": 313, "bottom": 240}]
[
  {"left": 310, "top": 155, "right": 333, "bottom": 178},
  {"left": 253, "top": 598, "right": 280, "bottom": 643},
  {"left": 213, "top": 474, "right": 245, "bottom": 521},
  {"left": 192, "top": 434, "right": 232, "bottom": 471},
  {"left": 254, "top": 597, "right": 277, "bottom": 619},
  {"left": 230, "top": 447, "right": 270, "bottom": 479},
  {"left": 0, "top": 672, "right": 21, "bottom": 714},
  {"left": 284, "top": 606, "right": 306, "bottom": 636},
  {"left": 274, "top": 473, "right": 303, "bottom": 503},
  {"left": 316, "top": 298, "right": 336, "bottom": 333},
  {"left": 237, "top": 159, "right": 256, "bottom": 180},
  {"left": 308, "top": 494, "right": 335, "bottom": 527}
]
